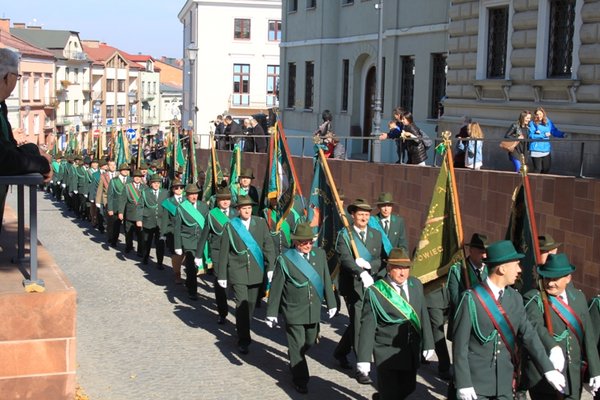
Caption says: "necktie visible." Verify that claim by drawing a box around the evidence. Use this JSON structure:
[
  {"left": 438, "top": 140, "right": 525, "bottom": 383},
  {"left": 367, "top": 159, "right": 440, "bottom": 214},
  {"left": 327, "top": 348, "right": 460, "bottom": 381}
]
[
  {"left": 400, "top": 284, "right": 408, "bottom": 301},
  {"left": 154, "top": 190, "right": 158, "bottom": 200},
  {"left": 177, "top": 196, "right": 182, "bottom": 203},
  {"left": 304, "top": 253, "right": 310, "bottom": 262},
  {"left": 498, "top": 289, "right": 504, "bottom": 302},
  {"left": 475, "top": 268, "right": 481, "bottom": 281},
  {"left": 359, "top": 231, "right": 366, "bottom": 243},
  {"left": 384, "top": 220, "right": 389, "bottom": 234}
]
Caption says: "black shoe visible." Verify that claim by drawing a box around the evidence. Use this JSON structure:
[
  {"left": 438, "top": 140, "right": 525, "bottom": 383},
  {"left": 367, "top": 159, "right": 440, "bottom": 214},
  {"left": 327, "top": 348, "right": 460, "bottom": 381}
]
[
  {"left": 188, "top": 293, "right": 198, "bottom": 301},
  {"left": 294, "top": 383, "right": 308, "bottom": 394},
  {"left": 157, "top": 263, "right": 165, "bottom": 270},
  {"left": 142, "top": 258, "right": 149, "bottom": 265},
  {"left": 355, "top": 371, "right": 372, "bottom": 385},
  {"left": 334, "top": 354, "right": 352, "bottom": 370},
  {"left": 372, "top": 393, "right": 380, "bottom": 400},
  {"left": 438, "top": 369, "right": 452, "bottom": 381},
  {"left": 217, "top": 316, "right": 226, "bottom": 325},
  {"left": 238, "top": 345, "right": 249, "bottom": 354},
  {"left": 124, "top": 247, "right": 132, "bottom": 254},
  {"left": 136, "top": 251, "right": 143, "bottom": 258}
]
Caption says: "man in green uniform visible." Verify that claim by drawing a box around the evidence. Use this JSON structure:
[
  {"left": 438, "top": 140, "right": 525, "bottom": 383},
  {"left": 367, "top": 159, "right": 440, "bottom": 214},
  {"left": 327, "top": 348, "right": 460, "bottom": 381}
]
[
  {"left": 447, "top": 233, "right": 489, "bottom": 308},
  {"left": 369, "top": 192, "right": 408, "bottom": 254},
  {"left": 589, "top": 295, "right": 600, "bottom": 399},
  {"left": 160, "top": 179, "right": 185, "bottom": 284},
  {"left": 522, "top": 253, "right": 600, "bottom": 399},
  {"left": 173, "top": 184, "right": 210, "bottom": 300},
  {"left": 119, "top": 169, "right": 146, "bottom": 256},
  {"left": 357, "top": 248, "right": 434, "bottom": 399},
  {"left": 141, "top": 175, "right": 169, "bottom": 268},
  {"left": 266, "top": 222, "right": 337, "bottom": 394},
  {"left": 452, "top": 240, "right": 566, "bottom": 400},
  {"left": 76, "top": 156, "right": 92, "bottom": 220},
  {"left": 218, "top": 195, "right": 275, "bottom": 354},
  {"left": 333, "top": 198, "right": 386, "bottom": 382},
  {"left": 207, "top": 186, "right": 236, "bottom": 323},
  {"left": 106, "top": 163, "right": 130, "bottom": 247},
  {"left": 96, "top": 160, "right": 117, "bottom": 237}
]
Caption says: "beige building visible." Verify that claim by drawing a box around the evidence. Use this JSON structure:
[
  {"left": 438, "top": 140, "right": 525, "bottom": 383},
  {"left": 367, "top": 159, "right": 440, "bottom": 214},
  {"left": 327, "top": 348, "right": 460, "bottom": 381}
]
[
  {"left": 279, "top": 0, "right": 450, "bottom": 161},
  {"left": 440, "top": 0, "right": 600, "bottom": 177}
]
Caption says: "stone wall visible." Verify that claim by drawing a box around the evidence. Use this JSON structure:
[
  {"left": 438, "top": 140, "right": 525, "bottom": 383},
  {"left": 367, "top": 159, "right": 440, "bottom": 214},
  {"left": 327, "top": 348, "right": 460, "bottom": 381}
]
[{"left": 205, "top": 149, "right": 600, "bottom": 297}]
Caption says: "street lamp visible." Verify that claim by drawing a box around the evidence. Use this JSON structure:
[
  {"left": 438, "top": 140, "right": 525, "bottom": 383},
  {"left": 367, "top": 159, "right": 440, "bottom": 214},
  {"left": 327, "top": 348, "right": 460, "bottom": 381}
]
[
  {"left": 371, "top": 0, "right": 384, "bottom": 163},
  {"left": 93, "top": 100, "right": 102, "bottom": 155},
  {"left": 186, "top": 43, "right": 199, "bottom": 148}
]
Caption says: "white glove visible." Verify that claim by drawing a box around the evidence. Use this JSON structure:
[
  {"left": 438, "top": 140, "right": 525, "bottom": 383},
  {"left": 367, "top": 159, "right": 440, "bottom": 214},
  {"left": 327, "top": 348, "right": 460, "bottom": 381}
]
[
  {"left": 360, "top": 271, "right": 374, "bottom": 288},
  {"left": 549, "top": 346, "right": 565, "bottom": 372},
  {"left": 159, "top": 235, "right": 166, "bottom": 241},
  {"left": 61, "top": 183, "right": 66, "bottom": 188},
  {"left": 217, "top": 280, "right": 227, "bottom": 289},
  {"left": 174, "top": 249, "right": 183, "bottom": 255},
  {"left": 328, "top": 308, "right": 337, "bottom": 319},
  {"left": 84, "top": 194, "right": 88, "bottom": 198},
  {"left": 355, "top": 257, "right": 371, "bottom": 270},
  {"left": 194, "top": 258, "right": 203, "bottom": 269},
  {"left": 73, "top": 190, "right": 78, "bottom": 194},
  {"left": 544, "top": 370, "right": 566, "bottom": 393},
  {"left": 457, "top": 387, "right": 477, "bottom": 400},
  {"left": 356, "top": 362, "right": 370, "bottom": 374},
  {"left": 57, "top": 180, "right": 61, "bottom": 184},
  {"left": 589, "top": 376, "right": 600, "bottom": 395},
  {"left": 422, "top": 349, "right": 435, "bottom": 361},
  {"left": 265, "top": 316, "right": 277, "bottom": 328},
  {"left": 267, "top": 270, "right": 273, "bottom": 282},
  {"left": 95, "top": 203, "right": 102, "bottom": 209}
]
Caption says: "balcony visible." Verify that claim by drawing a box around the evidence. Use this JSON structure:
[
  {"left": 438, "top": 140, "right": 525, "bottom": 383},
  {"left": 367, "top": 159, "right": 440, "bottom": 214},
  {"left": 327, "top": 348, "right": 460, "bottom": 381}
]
[
  {"left": 81, "top": 114, "right": 94, "bottom": 124},
  {"left": 142, "top": 117, "right": 158, "bottom": 127},
  {"left": 64, "top": 50, "right": 87, "bottom": 61},
  {"left": 43, "top": 97, "right": 59, "bottom": 109},
  {"left": 141, "top": 91, "right": 155, "bottom": 101},
  {"left": 55, "top": 118, "right": 72, "bottom": 127},
  {"left": 92, "top": 91, "right": 103, "bottom": 102}
]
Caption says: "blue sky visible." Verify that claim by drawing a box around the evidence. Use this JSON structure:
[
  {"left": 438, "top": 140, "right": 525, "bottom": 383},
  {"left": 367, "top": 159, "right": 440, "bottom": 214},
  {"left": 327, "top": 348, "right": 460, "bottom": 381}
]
[{"left": 1, "top": 0, "right": 184, "bottom": 58}]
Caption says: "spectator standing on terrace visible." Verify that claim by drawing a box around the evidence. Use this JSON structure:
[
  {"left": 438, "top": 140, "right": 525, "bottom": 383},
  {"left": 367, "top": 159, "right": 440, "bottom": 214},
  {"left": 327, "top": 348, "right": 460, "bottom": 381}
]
[
  {"left": 528, "top": 107, "right": 566, "bottom": 174},
  {"left": 458, "top": 122, "right": 484, "bottom": 170},
  {"left": 503, "top": 110, "right": 531, "bottom": 173}
]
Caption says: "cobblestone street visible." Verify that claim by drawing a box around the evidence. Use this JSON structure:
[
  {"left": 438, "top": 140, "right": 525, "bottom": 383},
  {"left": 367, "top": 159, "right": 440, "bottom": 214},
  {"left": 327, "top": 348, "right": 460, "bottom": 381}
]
[{"left": 12, "top": 190, "right": 455, "bottom": 399}]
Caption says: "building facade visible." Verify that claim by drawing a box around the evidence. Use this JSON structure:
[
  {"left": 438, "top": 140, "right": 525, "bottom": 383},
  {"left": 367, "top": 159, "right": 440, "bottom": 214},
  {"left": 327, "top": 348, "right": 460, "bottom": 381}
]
[
  {"left": 440, "top": 0, "right": 600, "bottom": 177},
  {"left": 179, "top": 0, "right": 282, "bottom": 148},
  {"left": 279, "top": 0, "right": 450, "bottom": 161}
]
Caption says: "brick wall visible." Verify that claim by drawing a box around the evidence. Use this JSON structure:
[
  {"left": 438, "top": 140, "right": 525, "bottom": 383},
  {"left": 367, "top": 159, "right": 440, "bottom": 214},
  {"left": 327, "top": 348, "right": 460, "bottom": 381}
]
[{"left": 203, "top": 150, "right": 600, "bottom": 297}]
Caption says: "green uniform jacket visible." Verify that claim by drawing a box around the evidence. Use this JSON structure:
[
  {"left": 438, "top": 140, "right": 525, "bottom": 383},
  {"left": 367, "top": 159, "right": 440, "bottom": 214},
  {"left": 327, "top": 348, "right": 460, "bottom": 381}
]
[
  {"left": 262, "top": 207, "right": 300, "bottom": 256},
  {"left": 590, "top": 296, "right": 600, "bottom": 357},
  {"left": 159, "top": 196, "right": 183, "bottom": 235},
  {"left": 357, "top": 276, "right": 434, "bottom": 369},
  {"left": 107, "top": 176, "right": 130, "bottom": 213},
  {"left": 266, "top": 247, "right": 336, "bottom": 324},
  {"left": 373, "top": 213, "right": 408, "bottom": 252},
  {"left": 119, "top": 182, "right": 147, "bottom": 221},
  {"left": 88, "top": 169, "right": 101, "bottom": 200},
  {"left": 141, "top": 187, "right": 169, "bottom": 229},
  {"left": 207, "top": 208, "right": 237, "bottom": 275},
  {"left": 453, "top": 283, "right": 554, "bottom": 398},
  {"left": 173, "top": 200, "right": 210, "bottom": 257},
  {"left": 447, "top": 259, "right": 488, "bottom": 309},
  {"left": 55, "top": 160, "right": 66, "bottom": 182},
  {"left": 65, "top": 162, "right": 78, "bottom": 191},
  {"left": 522, "top": 288, "right": 600, "bottom": 397},
  {"left": 218, "top": 216, "right": 275, "bottom": 286},
  {"left": 76, "top": 165, "right": 91, "bottom": 194},
  {"left": 336, "top": 226, "right": 386, "bottom": 298}
]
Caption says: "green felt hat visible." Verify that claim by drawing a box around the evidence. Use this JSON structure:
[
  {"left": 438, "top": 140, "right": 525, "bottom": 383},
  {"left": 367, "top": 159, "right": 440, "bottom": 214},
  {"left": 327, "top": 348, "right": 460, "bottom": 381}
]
[
  {"left": 239, "top": 167, "right": 254, "bottom": 179},
  {"left": 235, "top": 195, "right": 256, "bottom": 207},
  {"left": 537, "top": 253, "right": 575, "bottom": 278},
  {"left": 467, "top": 233, "right": 489, "bottom": 250},
  {"left": 170, "top": 179, "right": 184, "bottom": 189},
  {"left": 185, "top": 184, "right": 200, "bottom": 194},
  {"left": 375, "top": 192, "right": 396, "bottom": 206},
  {"left": 483, "top": 240, "right": 525, "bottom": 265},
  {"left": 347, "top": 198, "right": 372, "bottom": 214},
  {"left": 215, "top": 186, "right": 231, "bottom": 199},
  {"left": 132, "top": 169, "right": 143, "bottom": 177},
  {"left": 290, "top": 222, "right": 315, "bottom": 241},
  {"left": 387, "top": 248, "right": 412, "bottom": 267},
  {"left": 149, "top": 175, "right": 162, "bottom": 183},
  {"left": 118, "top": 163, "right": 130, "bottom": 171},
  {"left": 539, "top": 234, "right": 561, "bottom": 252}
]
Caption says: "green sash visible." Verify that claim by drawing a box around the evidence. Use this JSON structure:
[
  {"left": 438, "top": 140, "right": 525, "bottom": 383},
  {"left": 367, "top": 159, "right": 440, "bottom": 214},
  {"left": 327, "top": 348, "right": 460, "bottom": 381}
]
[
  {"left": 368, "top": 216, "right": 392, "bottom": 255},
  {"left": 179, "top": 200, "right": 206, "bottom": 228},
  {"left": 341, "top": 229, "right": 372, "bottom": 262},
  {"left": 111, "top": 178, "right": 125, "bottom": 195},
  {"left": 472, "top": 284, "right": 518, "bottom": 363},
  {"left": 142, "top": 189, "right": 159, "bottom": 209},
  {"left": 209, "top": 208, "right": 231, "bottom": 234},
  {"left": 52, "top": 161, "right": 60, "bottom": 173},
  {"left": 126, "top": 183, "right": 142, "bottom": 204},
  {"left": 230, "top": 217, "right": 264, "bottom": 272},
  {"left": 549, "top": 294, "right": 584, "bottom": 348},
  {"left": 268, "top": 209, "right": 291, "bottom": 246},
  {"left": 283, "top": 249, "right": 324, "bottom": 302},
  {"left": 369, "top": 279, "right": 421, "bottom": 331},
  {"left": 161, "top": 197, "right": 178, "bottom": 216}
]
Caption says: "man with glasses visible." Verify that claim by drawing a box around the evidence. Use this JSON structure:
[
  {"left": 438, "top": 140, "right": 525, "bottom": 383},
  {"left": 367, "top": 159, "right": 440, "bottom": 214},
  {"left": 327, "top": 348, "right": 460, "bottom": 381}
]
[{"left": 0, "top": 48, "right": 52, "bottom": 231}]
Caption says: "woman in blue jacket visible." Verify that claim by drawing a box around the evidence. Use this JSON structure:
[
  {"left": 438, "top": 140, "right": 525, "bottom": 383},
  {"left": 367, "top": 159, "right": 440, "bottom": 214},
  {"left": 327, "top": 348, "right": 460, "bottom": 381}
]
[{"left": 528, "top": 107, "right": 565, "bottom": 173}]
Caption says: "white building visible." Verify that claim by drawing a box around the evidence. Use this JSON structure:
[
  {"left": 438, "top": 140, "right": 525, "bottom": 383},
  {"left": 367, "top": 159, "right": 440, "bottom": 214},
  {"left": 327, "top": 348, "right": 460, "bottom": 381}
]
[{"left": 179, "top": 0, "right": 282, "bottom": 148}]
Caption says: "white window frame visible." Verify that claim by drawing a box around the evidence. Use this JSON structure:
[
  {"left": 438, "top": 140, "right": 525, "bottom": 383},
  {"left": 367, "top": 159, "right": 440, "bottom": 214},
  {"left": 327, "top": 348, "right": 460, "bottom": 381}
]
[
  {"left": 33, "top": 114, "right": 40, "bottom": 135},
  {"left": 534, "top": 0, "right": 582, "bottom": 79},
  {"left": 476, "top": 0, "right": 513, "bottom": 80},
  {"left": 33, "top": 77, "right": 40, "bottom": 100},
  {"left": 22, "top": 77, "right": 30, "bottom": 100}
]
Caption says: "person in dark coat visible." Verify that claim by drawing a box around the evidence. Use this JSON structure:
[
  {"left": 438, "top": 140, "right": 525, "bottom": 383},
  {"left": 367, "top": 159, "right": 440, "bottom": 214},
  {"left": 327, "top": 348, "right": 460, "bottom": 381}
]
[
  {"left": 250, "top": 117, "right": 267, "bottom": 153},
  {"left": 399, "top": 111, "right": 428, "bottom": 165},
  {"left": 224, "top": 115, "right": 242, "bottom": 148}
]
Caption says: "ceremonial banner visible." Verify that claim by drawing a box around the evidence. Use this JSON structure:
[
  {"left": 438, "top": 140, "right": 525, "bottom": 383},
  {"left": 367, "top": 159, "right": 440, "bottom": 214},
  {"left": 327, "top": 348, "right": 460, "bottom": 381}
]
[
  {"left": 229, "top": 143, "right": 241, "bottom": 203},
  {"left": 202, "top": 138, "right": 223, "bottom": 202},
  {"left": 115, "top": 130, "right": 131, "bottom": 167},
  {"left": 412, "top": 142, "right": 464, "bottom": 284}
]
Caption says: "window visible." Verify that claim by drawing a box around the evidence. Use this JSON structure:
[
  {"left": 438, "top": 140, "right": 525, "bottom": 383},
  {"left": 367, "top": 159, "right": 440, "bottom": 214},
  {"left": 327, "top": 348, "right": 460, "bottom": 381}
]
[
  {"left": 266, "top": 65, "right": 279, "bottom": 107},
  {"left": 289, "top": 0, "right": 298, "bottom": 12},
  {"left": 400, "top": 56, "right": 415, "bottom": 112},
  {"left": 268, "top": 20, "right": 282, "bottom": 41},
  {"left": 33, "top": 114, "right": 40, "bottom": 134},
  {"left": 307, "top": 0, "right": 316, "bottom": 8},
  {"left": 33, "top": 77, "right": 40, "bottom": 100},
  {"left": 65, "top": 67, "right": 70, "bottom": 82},
  {"left": 65, "top": 100, "right": 70, "bottom": 116},
  {"left": 74, "top": 100, "right": 79, "bottom": 115},
  {"left": 487, "top": 6, "right": 509, "bottom": 78},
  {"left": 234, "top": 18, "right": 251, "bottom": 40},
  {"left": 547, "top": 0, "right": 576, "bottom": 77},
  {"left": 341, "top": 59, "right": 349, "bottom": 111},
  {"left": 107, "top": 79, "right": 115, "bottom": 92},
  {"left": 44, "top": 79, "right": 50, "bottom": 102},
  {"left": 74, "top": 68, "right": 79, "bottom": 83},
  {"left": 232, "top": 64, "right": 250, "bottom": 106},
  {"left": 22, "top": 77, "right": 29, "bottom": 100},
  {"left": 287, "top": 62, "right": 296, "bottom": 108},
  {"left": 117, "top": 79, "right": 126, "bottom": 92},
  {"left": 430, "top": 53, "right": 447, "bottom": 119},
  {"left": 304, "top": 61, "right": 314, "bottom": 110},
  {"left": 117, "top": 105, "right": 125, "bottom": 118},
  {"left": 106, "top": 105, "right": 114, "bottom": 118}
]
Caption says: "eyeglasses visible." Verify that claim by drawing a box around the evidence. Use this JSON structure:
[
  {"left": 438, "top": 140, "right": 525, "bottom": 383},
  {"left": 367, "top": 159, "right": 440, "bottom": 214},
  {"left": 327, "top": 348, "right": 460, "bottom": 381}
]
[{"left": 10, "top": 72, "right": 22, "bottom": 81}]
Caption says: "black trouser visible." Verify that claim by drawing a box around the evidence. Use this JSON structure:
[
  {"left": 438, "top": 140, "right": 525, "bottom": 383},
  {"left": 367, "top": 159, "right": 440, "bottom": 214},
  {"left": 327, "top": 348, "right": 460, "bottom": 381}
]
[
  {"left": 428, "top": 306, "right": 451, "bottom": 373},
  {"left": 184, "top": 251, "right": 198, "bottom": 295},
  {"left": 142, "top": 226, "right": 164, "bottom": 265},
  {"left": 78, "top": 193, "right": 88, "bottom": 219},
  {"left": 377, "top": 367, "right": 417, "bottom": 400},
  {"left": 106, "top": 212, "right": 119, "bottom": 244},
  {"left": 232, "top": 283, "right": 261, "bottom": 346},
  {"left": 124, "top": 220, "right": 142, "bottom": 253},
  {"left": 214, "top": 275, "right": 228, "bottom": 318},
  {"left": 52, "top": 183, "right": 63, "bottom": 201},
  {"left": 286, "top": 323, "right": 319, "bottom": 386},
  {"left": 334, "top": 291, "right": 361, "bottom": 358},
  {"left": 396, "top": 139, "right": 408, "bottom": 163},
  {"left": 531, "top": 154, "right": 551, "bottom": 174}
]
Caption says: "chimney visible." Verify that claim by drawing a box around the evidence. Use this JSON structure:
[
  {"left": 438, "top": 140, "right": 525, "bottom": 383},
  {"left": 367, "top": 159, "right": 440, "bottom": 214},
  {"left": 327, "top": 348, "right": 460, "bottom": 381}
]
[
  {"left": 13, "top": 22, "right": 26, "bottom": 29},
  {"left": 0, "top": 18, "right": 9, "bottom": 33},
  {"left": 28, "top": 25, "right": 43, "bottom": 30}
]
